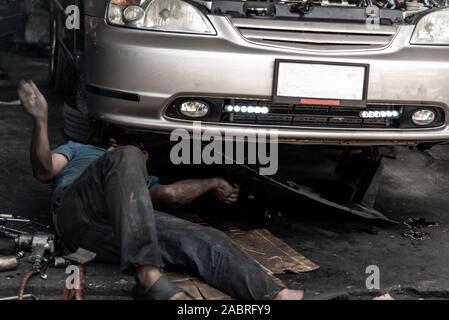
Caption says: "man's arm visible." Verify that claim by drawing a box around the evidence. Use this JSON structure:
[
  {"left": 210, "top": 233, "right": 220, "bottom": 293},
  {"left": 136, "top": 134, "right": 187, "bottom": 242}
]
[
  {"left": 150, "top": 178, "right": 239, "bottom": 210},
  {"left": 18, "top": 80, "right": 68, "bottom": 182}
]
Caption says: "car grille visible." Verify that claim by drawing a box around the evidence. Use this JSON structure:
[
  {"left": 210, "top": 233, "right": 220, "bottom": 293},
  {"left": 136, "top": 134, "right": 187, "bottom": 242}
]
[
  {"left": 231, "top": 18, "right": 398, "bottom": 49},
  {"left": 166, "top": 98, "right": 445, "bottom": 130},
  {"left": 222, "top": 104, "right": 402, "bottom": 129}
]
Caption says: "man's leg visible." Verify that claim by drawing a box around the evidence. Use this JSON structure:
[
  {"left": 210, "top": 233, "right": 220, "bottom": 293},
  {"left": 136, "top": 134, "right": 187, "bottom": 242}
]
[
  {"left": 154, "top": 211, "right": 284, "bottom": 300},
  {"left": 54, "top": 147, "right": 300, "bottom": 299},
  {"left": 54, "top": 146, "right": 163, "bottom": 273}
]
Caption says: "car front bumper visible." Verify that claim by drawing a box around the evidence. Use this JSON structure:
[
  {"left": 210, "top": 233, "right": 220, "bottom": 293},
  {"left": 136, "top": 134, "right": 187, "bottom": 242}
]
[{"left": 84, "top": 15, "right": 449, "bottom": 145}]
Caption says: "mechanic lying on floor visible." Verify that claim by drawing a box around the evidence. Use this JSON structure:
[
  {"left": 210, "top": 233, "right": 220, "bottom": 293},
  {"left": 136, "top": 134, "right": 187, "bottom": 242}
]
[{"left": 17, "top": 80, "right": 304, "bottom": 300}]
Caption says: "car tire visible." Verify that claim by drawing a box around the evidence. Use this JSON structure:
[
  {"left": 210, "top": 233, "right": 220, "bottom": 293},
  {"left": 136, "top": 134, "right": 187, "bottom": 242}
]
[
  {"left": 63, "top": 99, "right": 92, "bottom": 143},
  {"left": 49, "top": 16, "right": 74, "bottom": 94},
  {"left": 74, "top": 53, "right": 89, "bottom": 114}
]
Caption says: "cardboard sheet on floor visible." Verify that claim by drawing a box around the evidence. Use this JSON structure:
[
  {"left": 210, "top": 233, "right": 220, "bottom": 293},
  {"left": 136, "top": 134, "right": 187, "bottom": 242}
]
[
  {"left": 164, "top": 272, "right": 232, "bottom": 300},
  {"left": 165, "top": 227, "right": 319, "bottom": 300},
  {"left": 226, "top": 228, "right": 319, "bottom": 275}
]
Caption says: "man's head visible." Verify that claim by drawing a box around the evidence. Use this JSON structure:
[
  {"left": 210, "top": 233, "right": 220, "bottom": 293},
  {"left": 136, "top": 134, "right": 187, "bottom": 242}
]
[{"left": 62, "top": 101, "right": 128, "bottom": 147}]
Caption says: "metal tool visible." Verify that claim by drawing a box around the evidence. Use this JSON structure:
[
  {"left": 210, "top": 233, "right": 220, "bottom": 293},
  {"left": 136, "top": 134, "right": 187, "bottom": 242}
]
[
  {"left": 0, "top": 225, "right": 28, "bottom": 236},
  {"left": 64, "top": 248, "right": 97, "bottom": 265},
  {"left": 0, "top": 294, "right": 38, "bottom": 301},
  {"left": 0, "top": 214, "right": 31, "bottom": 223},
  {"left": 0, "top": 256, "right": 18, "bottom": 272},
  {"left": 0, "top": 214, "right": 49, "bottom": 230},
  {"left": 53, "top": 248, "right": 97, "bottom": 269},
  {"left": 0, "top": 251, "right": 25, "bottom": 272},
  {"left": 54, "top": 257, "right": 70, "bottom": 268},
  {"left": 0, "top": 226, "right": 23, "bottom": 239},
  {"left": 0, "top": 215, "right": 31, "bottom": 240},
  {"left": 16, "top": 233, "right": 55, "bottom": 279},
  {"left": 1, "top": 214, "right": 56, "bottom": 279}
]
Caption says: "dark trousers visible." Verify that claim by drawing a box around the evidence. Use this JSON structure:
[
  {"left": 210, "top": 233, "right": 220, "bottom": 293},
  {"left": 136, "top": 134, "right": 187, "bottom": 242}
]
[{"left": 53, "top": 146, "right": 280, "bottom": 300}]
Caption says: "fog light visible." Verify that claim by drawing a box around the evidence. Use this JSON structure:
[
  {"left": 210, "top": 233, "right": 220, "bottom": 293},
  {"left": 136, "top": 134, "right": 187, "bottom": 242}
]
[
  {"left": 411, "top": 109, "right": 436, "bottom": 126},
  {"left": 180, "top": 101, "right": 210, "bottom": 118},
  {"left": 123, "top": 5, "right": 145, "bottom": 22}
]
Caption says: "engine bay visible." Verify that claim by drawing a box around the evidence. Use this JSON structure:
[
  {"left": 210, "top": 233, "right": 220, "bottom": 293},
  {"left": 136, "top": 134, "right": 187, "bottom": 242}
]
[{"left": 208, "top": 0, "right": 448, "bottom": 24}]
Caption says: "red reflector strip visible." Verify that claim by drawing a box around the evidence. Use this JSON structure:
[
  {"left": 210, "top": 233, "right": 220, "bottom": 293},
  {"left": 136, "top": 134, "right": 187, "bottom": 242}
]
[{"left": 300, "top": 99, "right": 341, "bottom": 106}]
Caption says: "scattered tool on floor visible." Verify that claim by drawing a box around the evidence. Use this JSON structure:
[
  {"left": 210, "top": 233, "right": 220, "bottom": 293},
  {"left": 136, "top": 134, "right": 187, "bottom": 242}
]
[
  {"left": 404, "top": 217, "right": 438, "bottom": 229},
  {"left": 0, "top": 214, "right": 55, "bottom": 277},
  {"left": 0, "top": 294, "right": 38, "bottom": 301},
  {"left": 402, "top": 217, "right": 438, "bottom": 241},
  {"left": 16, "top": 233, "right": 55, "bottom": 279},
  {"left": 1, "top": 214, "right": 57, "bottom": 299},
  {"left": 0, "top": 251, "right": 25, "bottom": 272},
  {"left": 1, "top": 213, "right": 101, "bottom": 299},
  {"left": 0, "top": 256, "right": 18, "bottom": 272},
  {"left": 13, "top": 233, "right": 56, "bottom": 300},
  {"left": 0, "top": 214, "right": 50, "bottom": 232}
]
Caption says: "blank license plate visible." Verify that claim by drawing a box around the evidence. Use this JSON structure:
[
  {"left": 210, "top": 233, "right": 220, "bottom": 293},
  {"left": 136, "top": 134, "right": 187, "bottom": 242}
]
[{"left": 275, "top": 61, "right": 367, "bottom": 101}]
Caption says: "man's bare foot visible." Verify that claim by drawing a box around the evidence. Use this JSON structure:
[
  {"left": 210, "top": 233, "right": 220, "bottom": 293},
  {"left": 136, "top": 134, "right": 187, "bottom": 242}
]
[{"left": 274, "top": 289, "right": 305, "bottom": 300}]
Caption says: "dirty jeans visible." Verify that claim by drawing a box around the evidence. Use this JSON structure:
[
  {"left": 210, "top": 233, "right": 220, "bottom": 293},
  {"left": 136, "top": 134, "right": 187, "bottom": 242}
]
[{"left": 53, "top": 146, "right": 281, "bottom": 300}]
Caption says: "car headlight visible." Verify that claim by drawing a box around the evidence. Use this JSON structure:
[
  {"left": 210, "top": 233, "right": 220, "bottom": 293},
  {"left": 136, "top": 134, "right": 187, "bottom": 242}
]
[
  {"left": 411, "top": 8, "right": 449, "bottom": 45},
  {"left": 107, "top": 0, "right": 216, "bottom": 35}
]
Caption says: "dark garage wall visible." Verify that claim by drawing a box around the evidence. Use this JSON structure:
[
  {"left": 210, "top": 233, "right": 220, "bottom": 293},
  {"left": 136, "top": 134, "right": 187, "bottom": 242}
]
[{"left": 0, "top": 0, "right": 49, "bottom": 44}]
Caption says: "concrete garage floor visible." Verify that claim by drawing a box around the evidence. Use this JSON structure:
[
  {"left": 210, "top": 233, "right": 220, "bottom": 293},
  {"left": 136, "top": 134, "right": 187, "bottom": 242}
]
[{"left": 1, "top": 48, "right": 449, "bottom": 300}]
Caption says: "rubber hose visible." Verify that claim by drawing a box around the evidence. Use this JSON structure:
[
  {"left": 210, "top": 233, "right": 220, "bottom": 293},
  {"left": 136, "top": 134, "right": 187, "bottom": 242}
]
[{"left": 18, "top": 271, "right": 38, "bottom": 300}]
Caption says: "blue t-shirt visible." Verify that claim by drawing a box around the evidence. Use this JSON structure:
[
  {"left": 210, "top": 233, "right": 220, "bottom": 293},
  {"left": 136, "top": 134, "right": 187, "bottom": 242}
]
[{"left": 50, "top": 141, "right": 159, "bottom": 207}]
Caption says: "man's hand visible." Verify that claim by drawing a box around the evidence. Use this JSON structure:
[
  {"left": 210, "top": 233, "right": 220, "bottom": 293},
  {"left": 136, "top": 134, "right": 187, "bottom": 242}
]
[
  {"left": 150, "top": 178, "right": 239, "bottom": 210},
  {"left": 213, "top": 178, "right": 239, "bottom": 205},
  {"left": 17, "top": 80, "right": 48, "bottom": 122},
  {"left": 18, "top": 80, "right": 66, "bottom": 183}
]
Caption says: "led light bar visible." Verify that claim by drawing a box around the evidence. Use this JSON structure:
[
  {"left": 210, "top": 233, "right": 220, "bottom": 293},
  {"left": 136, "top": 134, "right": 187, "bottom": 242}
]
[
  {"left": 360, "top": 110, "right": 400, "bottom": 119},
  {"left": 225, "top": 105, "right": 270, "bottom": 114}
]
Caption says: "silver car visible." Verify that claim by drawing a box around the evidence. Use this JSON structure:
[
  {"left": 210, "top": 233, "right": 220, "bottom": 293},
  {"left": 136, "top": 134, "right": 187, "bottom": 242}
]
[{"left": 51, "top": 0, "right": 449, "bottom": 146}]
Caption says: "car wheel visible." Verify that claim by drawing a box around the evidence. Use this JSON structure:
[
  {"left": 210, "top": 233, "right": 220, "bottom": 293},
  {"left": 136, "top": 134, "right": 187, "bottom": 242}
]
[
  {"left": 49, "top": 17, "right": 74, "bottom": 94},
  {"left": 63, "top": 99, "right": 92, "bottom": 143}
]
